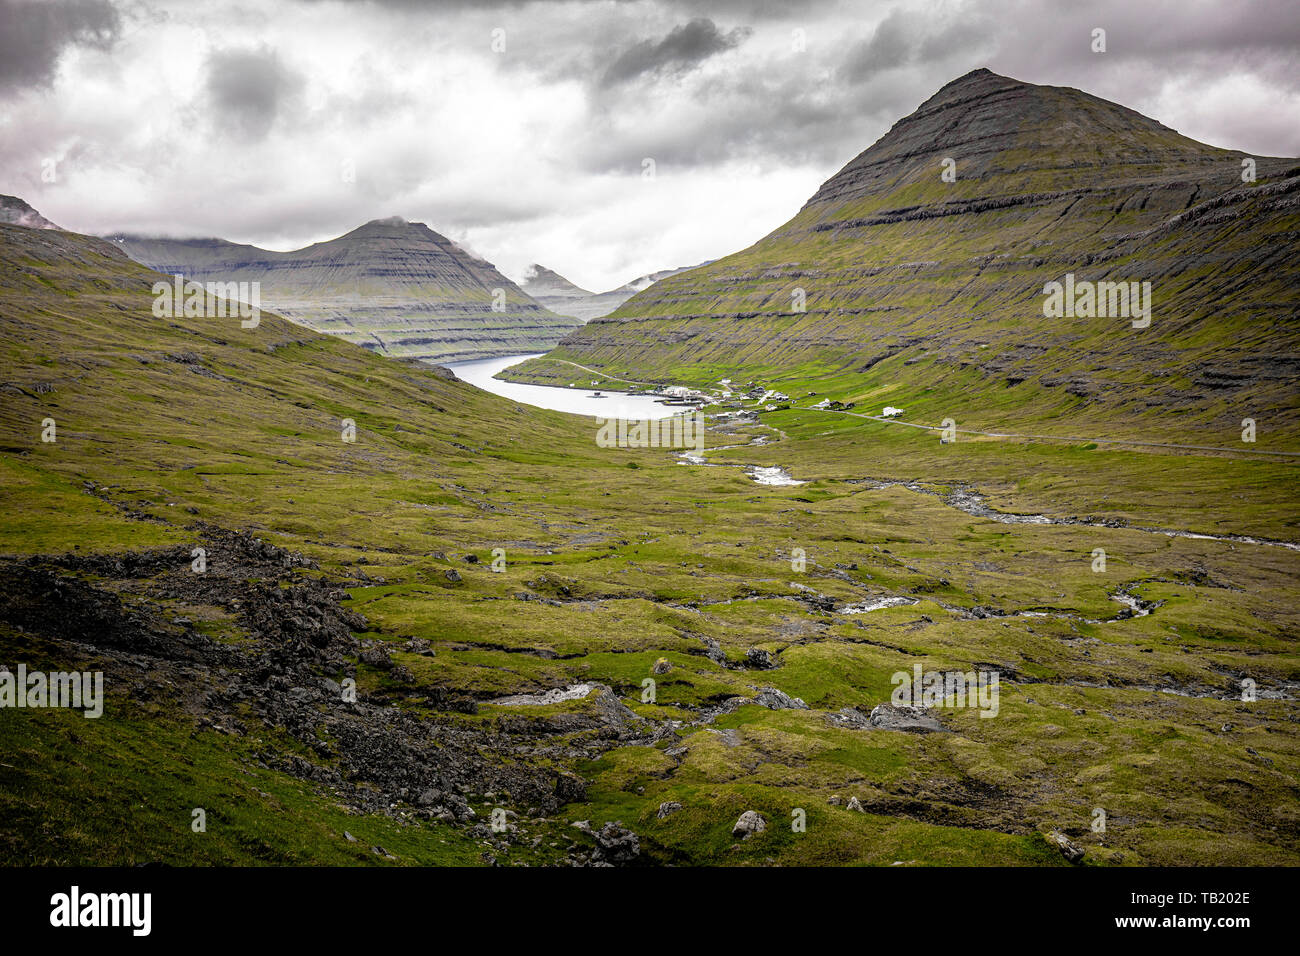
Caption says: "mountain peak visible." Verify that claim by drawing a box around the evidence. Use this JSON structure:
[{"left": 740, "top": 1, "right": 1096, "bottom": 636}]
[
  {"left": 805, "top": 68, "right": 1228, "bottom": 209},
  {"left": 347, "top": 216, "right": 431, "bottom": 237},
  {"left": 936, "top": 66, "right": 998, "bottom": 88},
  {"left": 521, "top": 264, "right": 592, "bottom": 299},
  {"left": 113, "top": 215, "right": 578, "bottom": 363},
  {"left": 921, "top": 67, "right": 1026, "bottom": 108},
  {"left": 0, "top": 195, "right": 61, "bottom": 231}
]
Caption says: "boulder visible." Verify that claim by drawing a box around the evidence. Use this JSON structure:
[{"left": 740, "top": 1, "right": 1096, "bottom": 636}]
[
  {"left": 591, "top": 822, "right": 640, "bottom": 865},
  {"left": 732, "top": 810, "right": 767, "bottom": 839},
  {"left": 867, "top": 703, "right": 947, "bottom": 733},
  {"left": 1046, "top": 830, "right": 1085, "bottom": 864},
  {"left": 753, "top": 687, "right": 809, "bottom": 710}
]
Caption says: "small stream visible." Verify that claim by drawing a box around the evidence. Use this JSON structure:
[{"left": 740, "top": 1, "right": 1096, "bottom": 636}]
[
  {"left": 747, "top": 466, "right": 807, "bottom": 486},
  {"left": 854, "top": 479, "right": 1300, "bottom": 552}
]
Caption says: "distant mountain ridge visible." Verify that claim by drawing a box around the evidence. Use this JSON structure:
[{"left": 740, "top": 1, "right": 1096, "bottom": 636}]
[
  {"left": 112, "top": 218, "right": 581, "bottom": 363},
  {"left": 521, "top": 264, "right": 592, "bottom": 300},
  {"left": 522, "top": 260, "right": 715, "bottom": 323}
]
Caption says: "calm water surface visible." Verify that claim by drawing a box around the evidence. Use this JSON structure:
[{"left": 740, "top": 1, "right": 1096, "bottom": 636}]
[{"left": 440, "top": 353, "right": 681, "bottom": 420}]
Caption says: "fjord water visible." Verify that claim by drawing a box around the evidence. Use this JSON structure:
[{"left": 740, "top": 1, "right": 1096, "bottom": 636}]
[{"left": 440, "top": 353, "right": 679, "bottom": 419}]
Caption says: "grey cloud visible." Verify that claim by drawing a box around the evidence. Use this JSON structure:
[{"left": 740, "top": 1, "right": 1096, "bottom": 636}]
[
  {"left": 309, "top": 0, "right": 836, "bottom": 15},
  {"left": 601, "top": 18, "right": 752, "bottom": 87},
  {"left": 984, "top": 0, "right": 1300, "bottom": 75},
  {"left": 842, "top": 8, "right": 912, "bottom": 82},
  {"left": 577, "top": 66, "right": 890, "bottom": 174},
  {"left": 0, "top": 0, "right": 119, "bottom": 90},
  {"left": 204, "top": 45, "right": 303, "bottom": 139},
  {"left": 841, "top": 7, "right": 998, "bottom": 85}
]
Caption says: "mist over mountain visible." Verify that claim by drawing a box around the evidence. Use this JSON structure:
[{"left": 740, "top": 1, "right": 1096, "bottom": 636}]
[
  {"left": 523, "top": 260, "right": 717, "bottom": 322},
  {"left": 0, "top": 196, "right": 60, "bottom": 231},
  {"left": 520, "top": 264, "right": 593, "bottom": 301}
]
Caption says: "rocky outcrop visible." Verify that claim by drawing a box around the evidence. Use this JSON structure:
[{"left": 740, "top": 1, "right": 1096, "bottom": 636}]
[
  {"left": 0, "top": 531, "right": 615, "bottom": 825},
  {"left": 591, "top": 822, "right": 641, "bottom": 864}
]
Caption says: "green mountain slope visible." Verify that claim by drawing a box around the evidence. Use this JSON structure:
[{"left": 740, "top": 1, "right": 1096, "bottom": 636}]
[
  {"left": 513, "top": 69, "right": 1300, "bottom": 445},
  {"left": 112, "top": 217, "right": 581, "bottom": 363}
]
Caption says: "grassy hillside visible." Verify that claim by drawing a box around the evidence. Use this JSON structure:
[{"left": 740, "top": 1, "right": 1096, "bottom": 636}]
[{"left": 1, "top": 221, "right": 1297, "bottom": 866}]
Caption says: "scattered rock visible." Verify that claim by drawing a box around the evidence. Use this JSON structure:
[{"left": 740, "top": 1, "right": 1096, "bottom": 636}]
[
  {"left": 591, "top": 822, "right": 640, "bottom": 865},
  {"left": 553, "top": 773, "right": 586, "bottom": 804},
  {"left": 825, "top": 706, "right": 873, "bottom": 730},
  {"left": 357, "top": 644, "right": 393, "bottom": 670},
  {"left": 1046, "top": 830, "right": 1085, "bottom": 864},
  {"left": 867, "top": 703, "right": 947, "bottom": 733},
  {"left": 657, "top": 801, "right": 682, "bottom": 819},
  {"left": 732, "top": 810, "right": 767, "bottom": 839},
  {"left": 753, "top": 687, "right": 808, "bottom": 710}
]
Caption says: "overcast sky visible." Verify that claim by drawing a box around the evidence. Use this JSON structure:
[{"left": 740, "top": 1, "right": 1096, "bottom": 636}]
[{"left": 2, "top": 0, "right": 1297, "bottom": 291}]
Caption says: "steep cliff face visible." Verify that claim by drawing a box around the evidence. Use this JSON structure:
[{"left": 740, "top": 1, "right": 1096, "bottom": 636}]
[
  {"left": 529, "top": 69, "right": 1300, "bottom": 440},
  {"left": 113, "top": 218, "right": 581, "bottom": 363}
]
